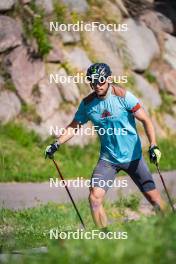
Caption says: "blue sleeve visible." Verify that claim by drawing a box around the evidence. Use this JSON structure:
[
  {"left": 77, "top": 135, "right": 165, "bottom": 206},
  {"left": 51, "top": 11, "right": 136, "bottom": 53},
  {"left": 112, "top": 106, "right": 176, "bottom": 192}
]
[
  {"left": 124, "top": 91, "right": 141, "bottom": 112},
  {"left": 74, "top": 100, "right": 89, "bottom": 125}
]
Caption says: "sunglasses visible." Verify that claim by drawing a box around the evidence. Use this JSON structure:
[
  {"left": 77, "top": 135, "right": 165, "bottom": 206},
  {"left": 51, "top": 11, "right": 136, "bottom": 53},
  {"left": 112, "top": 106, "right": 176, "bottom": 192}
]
[{"left": 90, "top": 81, "right": 106, "bottom": 89}]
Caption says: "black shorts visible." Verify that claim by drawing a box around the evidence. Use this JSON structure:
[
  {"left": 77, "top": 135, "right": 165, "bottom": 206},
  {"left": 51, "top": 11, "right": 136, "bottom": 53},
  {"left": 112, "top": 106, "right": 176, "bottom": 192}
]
[{"left": 91, "top": 157, "right": 156, "bottom": 192}]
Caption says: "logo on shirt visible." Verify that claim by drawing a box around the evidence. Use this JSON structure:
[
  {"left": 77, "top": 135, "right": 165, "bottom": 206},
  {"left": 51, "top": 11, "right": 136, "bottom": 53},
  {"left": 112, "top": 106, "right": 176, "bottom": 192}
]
[{"left": 101, "top": 110, "right": 112, "bottom": 118}]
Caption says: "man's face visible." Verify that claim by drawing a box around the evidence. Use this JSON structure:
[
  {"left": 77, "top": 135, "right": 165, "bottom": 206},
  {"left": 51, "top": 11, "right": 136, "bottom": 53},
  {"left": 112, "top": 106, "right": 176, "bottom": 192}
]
[{"left": 90, "top": 80, "right": 109, "bottom": 97}]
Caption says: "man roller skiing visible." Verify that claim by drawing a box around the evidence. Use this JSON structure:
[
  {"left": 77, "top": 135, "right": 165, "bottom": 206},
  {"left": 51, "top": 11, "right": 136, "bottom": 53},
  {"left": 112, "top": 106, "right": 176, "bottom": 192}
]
[{"left": 45, "top": 63, "right": 165, "bottom": 228}]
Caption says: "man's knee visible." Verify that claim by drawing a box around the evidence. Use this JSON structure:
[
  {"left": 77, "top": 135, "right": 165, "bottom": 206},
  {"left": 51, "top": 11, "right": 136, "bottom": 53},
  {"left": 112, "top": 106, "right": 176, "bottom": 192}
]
[{"left": 89, "top": 188, "right": 105, "bottom": 211}]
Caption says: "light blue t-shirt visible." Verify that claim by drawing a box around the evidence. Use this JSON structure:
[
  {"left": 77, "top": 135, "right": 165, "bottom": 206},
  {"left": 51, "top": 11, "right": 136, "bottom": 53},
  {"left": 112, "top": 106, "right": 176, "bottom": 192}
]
[{"left": 74, "top": 86, "right": 142, "bottom": 164}]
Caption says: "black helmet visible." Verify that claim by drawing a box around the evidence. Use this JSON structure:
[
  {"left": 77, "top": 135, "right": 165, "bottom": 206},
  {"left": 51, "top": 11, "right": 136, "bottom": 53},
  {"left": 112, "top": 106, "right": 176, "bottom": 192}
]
[{"left": 86, "top": 63, "right": 112, "bottom": 85}]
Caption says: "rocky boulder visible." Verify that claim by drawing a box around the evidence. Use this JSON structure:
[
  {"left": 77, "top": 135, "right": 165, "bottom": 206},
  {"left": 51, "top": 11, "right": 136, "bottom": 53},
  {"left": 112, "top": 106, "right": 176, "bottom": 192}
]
[
  {"left": 0, "top": 76, "right": 5, "bottom": 91},
  {"left": 119, "top": 19, "right": 160, "bottom": 72},
  {"left": 0, "top": 16, "right": 22, "bottom": 53},
  {"left": 61, "top": 0, "right": 88, "bottom": 13},
  {"left": 21, "top": 0, "right": 31, "bottom": 4},
  {"left": 47, "top": 65, "right": 80, "bottom": 104},
  {"left": 46, "top": 36, "right": 64, "bottom": 63},
  {"left": 36, "top": 0, "right": 53, "bottom": 15},
  {"left": 35, "top": 78, "right": 62, "bottom": 122},
  {"left": 0, "top": 0, "right": 15, "bottom": 11},
  {"left": 27, "top": 111, "right": 94, "bottom": 146},
  {"left": 164, "top": 34, "right": 176, "bottom": 69},
  {"left": 0, "top": 91, "right": 21, "bottom": 123},
  {"left": 5, "top": 46, "right": 45, "bottom": 104},
  {"left": 164, "top": 114, "right": 176, "bottom": 134},
  {"left": 163, "top": 70, "right": 176, "bottom": 97},
  {"left": 59, "top": 31, "right": 80, "bottom": 45},
  {"left": 56, "top": 68, "right": 80, "bottom": 103},
  {"left": 64, "top": 47, "right": 92, "bottom": 72},
  {"left": 140, "top": 11, "right": 174, "bottom": 34},
  {"left": 134, "top": 73, "right": 162, "bottom": 110},
  {"left": 151, "top": 116, "right": 166, "bottom": 138},
  {"left": 83, "top": 29, "right": 123, "bottom": 77}
]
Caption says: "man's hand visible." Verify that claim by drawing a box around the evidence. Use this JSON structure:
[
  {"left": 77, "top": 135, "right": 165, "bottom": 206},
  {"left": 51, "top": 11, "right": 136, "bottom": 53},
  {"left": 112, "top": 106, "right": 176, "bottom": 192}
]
[
  {"left": 45, "top": 141, "right": 60, "bottom": 159},
  {"left": 148, "top": 145, "right": 161, "bottom": 164}
]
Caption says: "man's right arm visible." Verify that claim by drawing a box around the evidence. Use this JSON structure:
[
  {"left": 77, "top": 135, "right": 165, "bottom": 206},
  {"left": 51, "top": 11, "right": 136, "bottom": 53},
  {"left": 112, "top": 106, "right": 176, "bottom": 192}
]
[
  {"left": 56, "top": 119, "right": 82, "bottom": 145},
  {"left": 45, "top": 99, "right": 89, "bottom": 159},
  {"left": 45, "top": 119, "right": 82, "bottom": 159}
]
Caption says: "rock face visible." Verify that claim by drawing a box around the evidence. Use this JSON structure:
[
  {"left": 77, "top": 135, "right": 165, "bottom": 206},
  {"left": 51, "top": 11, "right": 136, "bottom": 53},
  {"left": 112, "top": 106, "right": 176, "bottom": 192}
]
[
  {"left": 61, "top": 0, "right": 88, "bottom": 13},
  {"left": 103, "top": 0, "right": 122, "bottom": 23},
  {"left": 27, "top": 111, "right": 94, "bottom": 146},
  {"left": 0, "top": 91, "right": 21, "bottom": 123},
  {"left": 64, "top": 47, "right": 92, "bottom": 72},
  {"left": 140, "top": 11, "right": 174, "bottom": 34},
  {"left": 134, "top": 73, "right": 162, "bottom": 110},
  {"left": 46, "top": 36, "right": 64, "bottom": 63},
  {"left": 164, "top": 114, "right": 176, "bottom": 134},
  {"left": 0, "top": 76, "right": 5, "bottom": 91},
  {"left": 164, "top": 34, "right": 176, "bottom": 69},
  {"left": 154, "top": 0, "right": 176, "bottom": 34},
  {"left": 0, "top": 16, "right": 22, "bottom": 53},
  {"left": 36, "top": 0, "right": 53, "bottom": 15},
  {"left": 59, "top": 31, "right": 80, "bottom": 45},
  {"left": 151, "top": 116, "right": 166, "bottom": 138},
  {"left": 1, "top": 1, "right": 176, "bottom": 143},
  {"left": 35, "top": 78, "right": 62, "bottom": 122},
  {"left": 26, "top": 110, "right": 73, "bottom": 140},
  {"left": 0, "top": 0, "right": 15, "bottom": 11},
  {"left": 84, "top": 29, "right": 123, "bottom": 77},
  {"left": 163, "top": 70, "right": 176, "bottom": 96},
  {"left": 5, "top": 46, "right": 45, "bottom": 104},
  {"left": 56, "top": 68, "right": 80, "bottom": 103},
  {"left": 119, "top": 19, "right": 160, "bottom": 72}
]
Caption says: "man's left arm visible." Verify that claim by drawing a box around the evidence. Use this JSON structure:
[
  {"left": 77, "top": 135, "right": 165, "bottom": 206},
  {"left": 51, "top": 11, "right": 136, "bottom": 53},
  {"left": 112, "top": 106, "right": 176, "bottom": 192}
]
[
  {"left": 134, "top": 108, "right": 161, "bottom": 164},
  {"left": 133, "top": 108, "right": 156, "bottom": 146}
]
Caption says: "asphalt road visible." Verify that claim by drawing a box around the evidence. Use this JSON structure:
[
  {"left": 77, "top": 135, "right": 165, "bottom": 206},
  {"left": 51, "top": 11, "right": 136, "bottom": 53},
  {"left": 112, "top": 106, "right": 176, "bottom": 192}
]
[{"left": 0, "top": 171, "right": 176, "bottom": 210}]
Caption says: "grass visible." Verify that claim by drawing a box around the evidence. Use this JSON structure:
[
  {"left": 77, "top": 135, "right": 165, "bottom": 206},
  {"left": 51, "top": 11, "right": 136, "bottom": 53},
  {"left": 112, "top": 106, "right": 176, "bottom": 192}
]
[
  {"left": 0, "top": 122, "right": 176, "bottom": 182},
  {"left": 0, "top": 122, "right": 99, "bottom": 182},
  {"left": 115, "top": 194, "right": 141, "bottom": 211},
  {"left": 0, "top": 201, "right": 176, "bottom": 263}
]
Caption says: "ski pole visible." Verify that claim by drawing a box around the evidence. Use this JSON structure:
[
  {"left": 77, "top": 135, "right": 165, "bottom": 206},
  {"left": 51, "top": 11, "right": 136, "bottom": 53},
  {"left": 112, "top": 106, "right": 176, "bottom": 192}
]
[
  {"left": 52, "top": 158, "right": 86, "bottom": 229},
  {"left": 156, "top": 163, "right": 175, "bottom": 214}
]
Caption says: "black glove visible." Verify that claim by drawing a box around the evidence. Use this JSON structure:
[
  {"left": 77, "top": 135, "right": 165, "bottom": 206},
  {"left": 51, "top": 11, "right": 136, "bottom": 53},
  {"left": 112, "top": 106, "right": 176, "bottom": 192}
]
[
  {"left": 148, "top": 145, "right": 161, "bottom": 164},
  {"left": 45, "top": 141, "right": 60, "bottom": 159}
]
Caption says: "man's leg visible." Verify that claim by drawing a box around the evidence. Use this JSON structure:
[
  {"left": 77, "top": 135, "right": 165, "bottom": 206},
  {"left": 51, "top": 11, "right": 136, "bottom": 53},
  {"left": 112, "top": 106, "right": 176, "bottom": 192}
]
[
  {"left": 89, "top": 187, "right": 107, "bottom": 227},
  {"left": 143, "top": 189, "right": 166, "bottom": 212},
  {"left": 90, "top": 159, "right": 117, "bottom": 227},
  {"left": 122, "top": 156, "right": 166, "bottom": 212}
]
